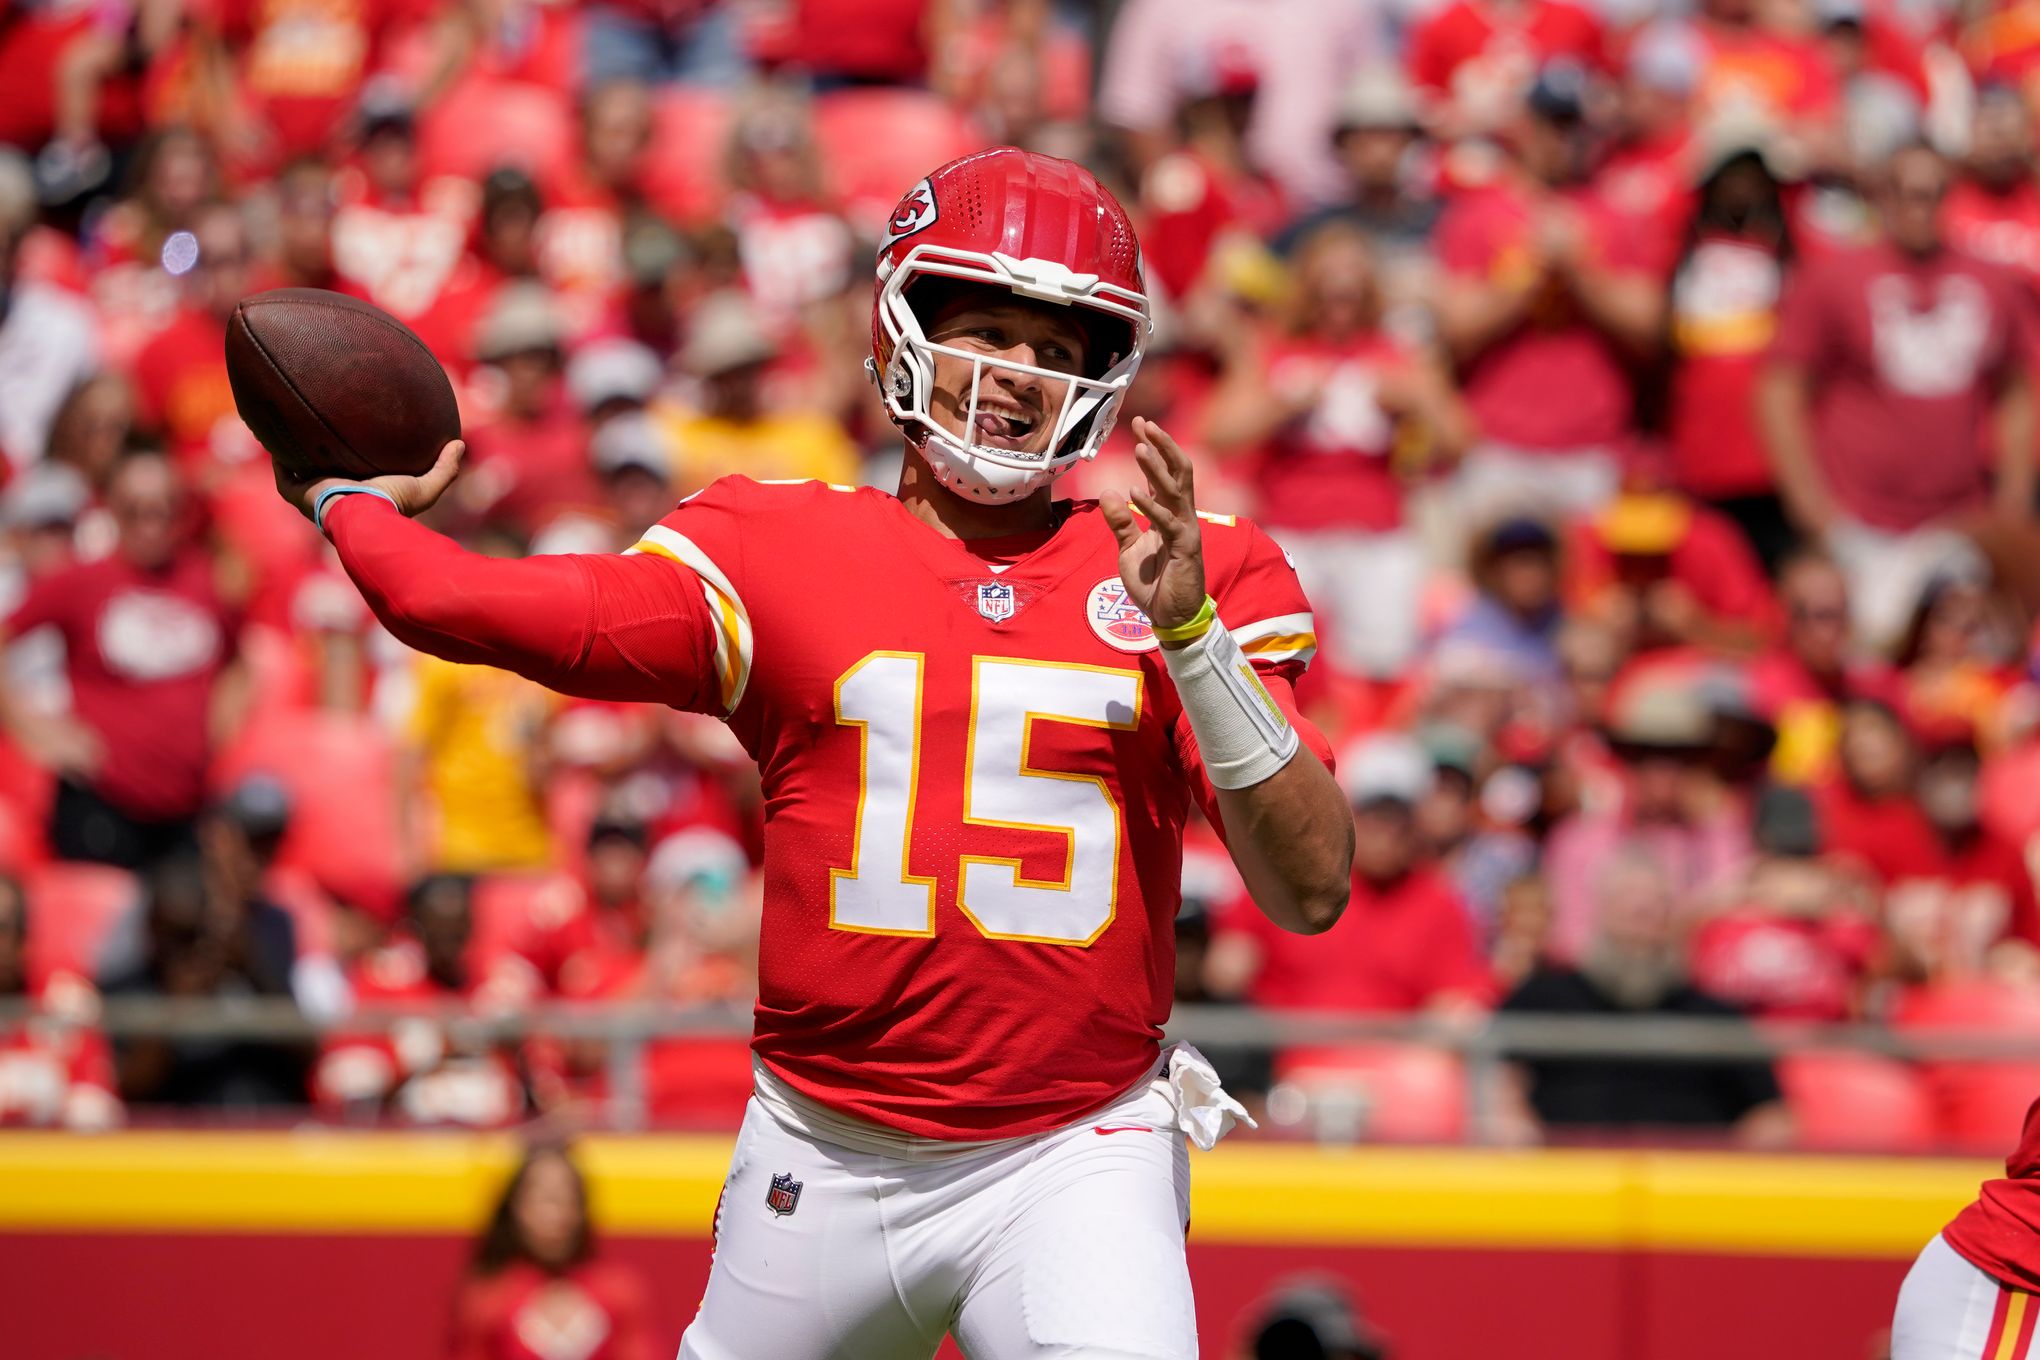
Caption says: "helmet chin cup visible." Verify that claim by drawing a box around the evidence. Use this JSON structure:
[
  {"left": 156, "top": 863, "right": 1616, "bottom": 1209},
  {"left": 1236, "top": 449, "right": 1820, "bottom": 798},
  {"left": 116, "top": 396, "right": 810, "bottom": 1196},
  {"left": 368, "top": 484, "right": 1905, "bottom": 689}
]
[{"left": 919, "top": 425, "right": 1064, "bottom": 503}]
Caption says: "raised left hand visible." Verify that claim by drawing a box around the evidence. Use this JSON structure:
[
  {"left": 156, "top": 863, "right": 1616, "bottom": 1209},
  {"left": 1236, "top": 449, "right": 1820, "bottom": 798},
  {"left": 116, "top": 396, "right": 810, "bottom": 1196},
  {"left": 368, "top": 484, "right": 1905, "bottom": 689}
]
[{"left": 1099, "top": 417, "right": 1207, "bottom": 638}]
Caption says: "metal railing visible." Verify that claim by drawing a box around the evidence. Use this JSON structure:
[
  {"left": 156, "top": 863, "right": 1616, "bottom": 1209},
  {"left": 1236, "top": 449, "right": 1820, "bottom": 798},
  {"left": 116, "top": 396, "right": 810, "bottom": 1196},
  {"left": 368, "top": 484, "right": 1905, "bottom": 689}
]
[{"left": 12, "top": 997, "right": 2040, "bottom": 1137}]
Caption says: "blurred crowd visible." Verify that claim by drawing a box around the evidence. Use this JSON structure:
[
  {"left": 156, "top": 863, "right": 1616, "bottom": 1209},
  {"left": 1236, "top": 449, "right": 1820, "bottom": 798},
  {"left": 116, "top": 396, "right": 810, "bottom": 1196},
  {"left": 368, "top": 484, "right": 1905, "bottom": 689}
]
[{"left": 3, "top": 0, "right": 2040, "bottom": 1151}]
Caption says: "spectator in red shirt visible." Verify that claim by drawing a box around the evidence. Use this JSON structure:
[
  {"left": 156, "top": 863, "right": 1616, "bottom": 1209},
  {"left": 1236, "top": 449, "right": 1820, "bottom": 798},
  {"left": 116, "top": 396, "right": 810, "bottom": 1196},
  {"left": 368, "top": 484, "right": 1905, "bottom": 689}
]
[
  {"left": 1435, "top": 62, "right": 1665, "bottom": 528},
  {"left": 0, "top": 452, "right": 247, "bottom": 869},
  {"left": 1207, "top": 735, "right": 1495, "bottom": 1017},
  {"left": 1887, "top": 738, "right": 2040, "bottom": 984},
  {"left": 1689, "top": 785, "right": 1879, "bottom": 1020},
  {"left": 330, "top": 93, "right": 473, "bottom": 323},
  {"left": 1944, "top": 85, "right": 2040, "bottom": 306},
  {"left": 1759, "top": 141, "right": 2036, "bottom": 654},
  {"left": 1813, "top": 697, "right": 1943, "bottom": 885},
  {"left": 459, "top": 284, "right": 600, "bottom": 537},
  {"left": 1138, "top": 51, "right": 1287, "bottom": 305},
  {"left": 1203, "top": 222, "right": 1471, "bottom": 679},
  {"left": 0, "top": 874, "right": 122, "bottom": 1129},
  {"left": 268, "top": 157, "right": 353, "bottom": 294},
  {"left": 1275, "top": 66, "right": 1439, "bottom": 298},
  {"left": 1894, "top": 569, "right": 2031, "bottom": 755},
  {"left": 451, "top": 1144, "right": 657, "bottom": 1360},
  {"left": 1662, "top": 120, "right": 1798, "bottom": 572}
]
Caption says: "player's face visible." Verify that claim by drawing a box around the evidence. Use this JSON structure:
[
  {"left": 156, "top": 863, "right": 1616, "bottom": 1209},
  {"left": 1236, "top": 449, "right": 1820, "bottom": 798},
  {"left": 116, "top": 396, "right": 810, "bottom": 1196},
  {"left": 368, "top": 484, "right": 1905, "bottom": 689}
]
[{"left": 923, "top": 288, "right": 1090, "bottom": 459}]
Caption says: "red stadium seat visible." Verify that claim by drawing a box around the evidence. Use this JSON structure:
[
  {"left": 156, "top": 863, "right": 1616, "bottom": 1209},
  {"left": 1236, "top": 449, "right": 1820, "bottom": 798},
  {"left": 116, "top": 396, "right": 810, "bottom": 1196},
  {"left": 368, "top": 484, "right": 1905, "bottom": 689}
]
[
  {"left": 1273, "top": 1043, "right": 1468, "bottom": 1143},
  {"left": 1895, "top": 984, "right": 2040, "bottom": 1154},
  {"left": 646, "top": 1035, "right": 756, "bottom": 1128},
  {"left": 418, "top": 78, "right": 576, "bottom": 196},
  {"left": 470, "top": 872, "right": 586, "bottom": 972},
  {"left": 644, "top": 87, "right": 736, "bottom": 226},
  {"left": 214, "top": 711, "right": 404, "bottom": 921},
  {"left": 1778, "top": 1053, "right": 1936, "bottom": 1153},
  {"left": 24, "top": 862, "right": 141, "bottom": 985},
  {"left": 812, "top": 90, "right": 985, "bottom": 237}
]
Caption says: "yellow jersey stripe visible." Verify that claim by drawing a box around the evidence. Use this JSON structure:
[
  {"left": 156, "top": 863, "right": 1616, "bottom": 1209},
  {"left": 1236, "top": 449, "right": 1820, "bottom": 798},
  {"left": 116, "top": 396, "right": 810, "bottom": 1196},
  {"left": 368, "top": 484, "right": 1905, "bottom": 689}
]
[{"left": 626, "top": 531, "right": 752, "bottom": 713}]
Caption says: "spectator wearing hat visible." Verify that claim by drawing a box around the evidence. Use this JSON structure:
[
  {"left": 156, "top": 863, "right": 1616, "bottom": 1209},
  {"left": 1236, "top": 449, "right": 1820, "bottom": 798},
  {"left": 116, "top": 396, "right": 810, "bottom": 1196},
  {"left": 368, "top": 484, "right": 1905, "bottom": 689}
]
[
  {"left": 1405, "top": 0, "right": 1607, "bottom": 138},
  {"left": 1658, "top": 115, "right": 1801, "bottom": 572},
  {"left": 1434, "top": 61, "right": 1666, "bottom": 528},
  {"left": 1438, "top": 517, "right": 1566, "bottom": 686},
  {"left": 462, "top": 283, "right": 604, "bottom": 537},
  {"left": 1564, "top": 459, "right": 1780, "bottom": 658},
  {"left": 1, "top": 451, "right": 246, "bottom": 870},
  {"left": 1492, "top": 850, "right": 1794, "bottom": 1146},
  {"left": 0, "top": 149, "right": 99, "bottom": 475},
  {"left": 510, "top": 812, "right": 653, "bottom": 993},
  {"left": 1205, "top": 222, "right": 1471, "bottom": 680},
  {"left": 412, "top": 167, "right": 549, "bottom": 375},
  {"left": 1945, "top": 86, "right": 2040, "bottom": 307},
  {"left": 1542, "top": 681, "right": 1752, "bottom": 961},
  {"left": 1100, "top": 0, "right": 1380, "bottom": 209},
  {"left": 1759, "top": 141, "right": 2035, "bottom": 654},
  {"left": 1593, "top": 22, "right": 1706, "bottom": 279},
  {"left": 1276, "top": 66, "right": 1438, "bottom": 289},
  {"left": 1137, "top": 46, "right": 1288, "bottom": 304},
  {"left": 722, "top": 90, "right": 855, "bottom": 324},
  {"left": 0, "top": 874, "right": 122, "bottom": 1129},
  {"left": 652, "top": 289, "right": 860, "bottom": 490},
  {"left": 1688, "top": 786, "right": 1879, "bottom": 1020},
  {"left": 1207, "top": 734, "right": 1494, "bottom": 1018}
]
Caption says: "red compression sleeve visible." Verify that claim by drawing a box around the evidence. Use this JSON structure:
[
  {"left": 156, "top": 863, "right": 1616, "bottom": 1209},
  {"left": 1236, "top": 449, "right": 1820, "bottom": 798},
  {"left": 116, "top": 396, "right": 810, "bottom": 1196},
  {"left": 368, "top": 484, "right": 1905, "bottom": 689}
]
[{"left": 325, "top": 495, "right": 717, "bottom": 709}]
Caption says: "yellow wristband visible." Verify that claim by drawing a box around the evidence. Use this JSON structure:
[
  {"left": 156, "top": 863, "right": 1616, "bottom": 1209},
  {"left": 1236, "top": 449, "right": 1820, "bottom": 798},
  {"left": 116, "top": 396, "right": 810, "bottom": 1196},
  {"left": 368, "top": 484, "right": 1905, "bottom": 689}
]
[{"left": 1150, "top": 595, "right": 1216, "bottom": 644}]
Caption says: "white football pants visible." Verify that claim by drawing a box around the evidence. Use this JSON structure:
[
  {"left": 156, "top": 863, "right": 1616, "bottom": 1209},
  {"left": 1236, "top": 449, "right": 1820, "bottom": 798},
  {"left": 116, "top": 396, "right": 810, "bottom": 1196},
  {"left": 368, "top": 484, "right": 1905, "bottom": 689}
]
[
  {"left": 676, "top": 1074, "right": 1197, "bottom": 1360},
  {"left": 1893, "top": 1234, "right": 2039, "bottom": 1360}
]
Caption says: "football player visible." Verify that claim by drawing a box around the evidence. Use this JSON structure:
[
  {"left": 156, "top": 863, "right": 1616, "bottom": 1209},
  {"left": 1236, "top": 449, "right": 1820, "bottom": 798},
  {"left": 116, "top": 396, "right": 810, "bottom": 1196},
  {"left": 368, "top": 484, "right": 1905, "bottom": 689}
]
[
  {"left": 274, "top": 149, "right": 1354, "bottom": 1359},
  {"left": 1893, "top": 1095, "right": 2040, "bottom": 1359}
]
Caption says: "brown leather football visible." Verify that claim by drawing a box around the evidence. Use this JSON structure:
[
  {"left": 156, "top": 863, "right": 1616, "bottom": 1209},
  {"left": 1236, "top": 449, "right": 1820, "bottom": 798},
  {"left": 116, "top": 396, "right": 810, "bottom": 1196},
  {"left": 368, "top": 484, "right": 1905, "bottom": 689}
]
[{"left": 225, "top": 288, "right": 460, "bottom": 480}]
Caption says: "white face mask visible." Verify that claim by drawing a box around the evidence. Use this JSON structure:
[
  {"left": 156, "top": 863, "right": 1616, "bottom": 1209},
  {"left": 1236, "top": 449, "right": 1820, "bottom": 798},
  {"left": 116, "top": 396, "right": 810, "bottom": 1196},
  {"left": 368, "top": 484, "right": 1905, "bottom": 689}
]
[{"left": 870, "top": 246, "right": 1148, "bottom": 504}]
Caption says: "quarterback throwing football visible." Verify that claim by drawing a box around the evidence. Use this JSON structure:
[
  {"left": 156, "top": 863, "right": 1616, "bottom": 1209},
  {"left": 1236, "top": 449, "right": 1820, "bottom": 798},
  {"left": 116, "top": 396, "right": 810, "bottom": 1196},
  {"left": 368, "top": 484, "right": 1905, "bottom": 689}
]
[{"left": 277, "top": 149, "right": 1353, "bottom": 1359}]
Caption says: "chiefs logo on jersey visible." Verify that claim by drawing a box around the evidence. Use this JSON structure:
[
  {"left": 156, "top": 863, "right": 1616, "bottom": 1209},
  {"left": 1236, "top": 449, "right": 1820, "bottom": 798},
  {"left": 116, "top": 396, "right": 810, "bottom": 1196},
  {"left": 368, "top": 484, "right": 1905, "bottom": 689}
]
[{"left": 881, "top": 179, "right": 938, "bottom": 250}]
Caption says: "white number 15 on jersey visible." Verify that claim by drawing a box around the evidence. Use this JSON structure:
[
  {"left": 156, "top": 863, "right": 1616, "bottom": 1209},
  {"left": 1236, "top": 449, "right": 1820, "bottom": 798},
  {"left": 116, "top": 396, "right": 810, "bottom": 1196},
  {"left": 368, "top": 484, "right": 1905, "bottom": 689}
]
[{"left": 830, "top": 653, "right": 1142, "bottom": 947}]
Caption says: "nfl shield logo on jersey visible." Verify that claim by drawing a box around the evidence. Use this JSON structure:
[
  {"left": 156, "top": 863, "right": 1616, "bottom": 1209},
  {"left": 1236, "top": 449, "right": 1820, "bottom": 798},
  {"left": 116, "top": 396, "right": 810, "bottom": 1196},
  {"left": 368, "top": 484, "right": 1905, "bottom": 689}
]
[
  {"left": 975, "top": 582, "right": 1016, "bottom": 623},
  {"left": 767, "top": 1173, "right": 803, "bottom": 1217}
]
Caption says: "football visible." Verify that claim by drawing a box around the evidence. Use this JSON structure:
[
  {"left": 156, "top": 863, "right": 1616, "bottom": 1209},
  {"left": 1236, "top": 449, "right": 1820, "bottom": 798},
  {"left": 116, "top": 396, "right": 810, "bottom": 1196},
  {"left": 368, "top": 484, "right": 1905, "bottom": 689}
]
[{"left": 225, "top": 287, "right": 460, "bottom": 480}]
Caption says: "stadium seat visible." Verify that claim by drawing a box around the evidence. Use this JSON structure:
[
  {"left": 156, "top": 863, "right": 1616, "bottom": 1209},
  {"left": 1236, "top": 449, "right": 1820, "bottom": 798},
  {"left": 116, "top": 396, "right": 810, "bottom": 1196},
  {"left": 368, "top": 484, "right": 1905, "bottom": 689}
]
[
  {"left": 1895, "top": 984, "right": 2040, "bottom": 1154},
  {"left": 812, "top": 90, "right": 985, "bottom": 237},
  {"left": 1778, "top": 1053, "right": 1936, "bottom": 1153},
  {"left": 470, "top": 872, "right": 586, "bottom": 971},
  {"left": 418, "top": 78, "right": 576, "bottom": 196},
  {"left": 644, "top": 87, "right": 736, "bottom": 226},
  {"left": 645, "top": 1035, "right": 756, "bottom": 1128},
  {"left": 1272, "top": 1043, "right": 1468, "bottom": 1143},
  {"left": 213, "top": 711, "right": 404, "bottom": 921},
  {"left": 24, "top": 862, "right": 142, "bottom": 985}
]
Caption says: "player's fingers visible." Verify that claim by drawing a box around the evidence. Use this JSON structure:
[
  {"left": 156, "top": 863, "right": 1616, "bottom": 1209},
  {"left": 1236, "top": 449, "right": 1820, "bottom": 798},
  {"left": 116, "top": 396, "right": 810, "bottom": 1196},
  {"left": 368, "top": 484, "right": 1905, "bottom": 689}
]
[
  {"left": 1128, "top": 486, "right": 1179, "bottom": 533},
  {"left": 413, "top": 439, "right": 466, "bottom": 505},
  {"left": 1098, "top": 489, "right": 1143, "bottom": 549},
  {"left": 1132, "top": 438, "right": 1184, "bottom": 507},
  {"left": 1142, "top": 419, "right": 1194, "bottom": 478}
]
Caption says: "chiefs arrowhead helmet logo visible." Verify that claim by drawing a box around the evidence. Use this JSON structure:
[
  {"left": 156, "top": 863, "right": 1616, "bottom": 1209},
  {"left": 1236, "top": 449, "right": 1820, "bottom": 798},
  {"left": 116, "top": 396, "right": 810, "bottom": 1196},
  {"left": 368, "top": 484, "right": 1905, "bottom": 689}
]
[{"left": 881, "top": 178, "right": 939, "bottom": 250}]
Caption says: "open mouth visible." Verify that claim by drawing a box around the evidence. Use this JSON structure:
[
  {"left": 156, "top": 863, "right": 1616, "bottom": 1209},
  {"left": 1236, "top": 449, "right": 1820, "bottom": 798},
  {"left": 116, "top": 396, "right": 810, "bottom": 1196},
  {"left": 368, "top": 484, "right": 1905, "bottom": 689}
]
[{"left": 971, "top": 404, "right": 1040, "bottom": 451}]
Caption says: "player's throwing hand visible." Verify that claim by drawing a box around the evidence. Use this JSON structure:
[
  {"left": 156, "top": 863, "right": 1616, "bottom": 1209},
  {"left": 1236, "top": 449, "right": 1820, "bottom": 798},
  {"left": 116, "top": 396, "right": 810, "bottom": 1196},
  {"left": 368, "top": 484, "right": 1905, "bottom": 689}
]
[
  {"left": 272, "top": 438, "right": 466, "bottom": 524},
  {"left": 1099, "top": 416, "right": 1207, "bottom": 637}
]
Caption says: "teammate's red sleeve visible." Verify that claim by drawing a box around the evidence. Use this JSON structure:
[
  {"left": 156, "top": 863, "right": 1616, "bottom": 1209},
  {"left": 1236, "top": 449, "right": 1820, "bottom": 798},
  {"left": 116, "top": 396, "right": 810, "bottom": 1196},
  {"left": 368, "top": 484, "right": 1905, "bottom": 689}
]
[{"left": 324, "top": 494, "right": 718, "bottom": 709}]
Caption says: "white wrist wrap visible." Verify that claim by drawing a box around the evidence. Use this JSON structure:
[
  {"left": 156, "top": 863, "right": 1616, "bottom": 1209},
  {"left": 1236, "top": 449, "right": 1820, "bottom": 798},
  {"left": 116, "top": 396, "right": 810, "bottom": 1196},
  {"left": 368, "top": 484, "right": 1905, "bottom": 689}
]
[{"left": 1162, "top": 613, "right": 1300, "bottom": 790}]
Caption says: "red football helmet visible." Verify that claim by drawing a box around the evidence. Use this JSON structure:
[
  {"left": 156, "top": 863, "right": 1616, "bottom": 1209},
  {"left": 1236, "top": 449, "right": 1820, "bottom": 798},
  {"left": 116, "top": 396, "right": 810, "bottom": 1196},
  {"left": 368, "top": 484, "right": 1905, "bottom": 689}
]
[{"left": 869, "top": 148, "right": 1151, "bottom": 502}]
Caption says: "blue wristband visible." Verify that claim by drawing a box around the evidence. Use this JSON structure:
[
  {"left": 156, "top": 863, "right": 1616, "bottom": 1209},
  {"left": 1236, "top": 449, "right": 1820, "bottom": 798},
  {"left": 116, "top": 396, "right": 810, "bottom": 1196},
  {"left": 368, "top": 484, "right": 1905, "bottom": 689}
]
[{"left": 313, "top": 485, "right": 399, "bottom": 535}]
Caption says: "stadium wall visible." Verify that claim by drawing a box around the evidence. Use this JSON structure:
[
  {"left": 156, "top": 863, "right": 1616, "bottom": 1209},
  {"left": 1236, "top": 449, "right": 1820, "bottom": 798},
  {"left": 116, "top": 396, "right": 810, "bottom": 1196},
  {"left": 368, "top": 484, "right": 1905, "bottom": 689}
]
[{"left": 0, "top": 1132, "right": 1992, "bottom": 1359}]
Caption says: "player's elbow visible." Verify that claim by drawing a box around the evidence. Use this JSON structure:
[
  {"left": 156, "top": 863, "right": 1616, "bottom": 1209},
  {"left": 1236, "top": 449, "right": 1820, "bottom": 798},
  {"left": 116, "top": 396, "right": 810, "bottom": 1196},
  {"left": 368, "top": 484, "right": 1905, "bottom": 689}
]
[{"left": 1288, "top": 877, "right": 1350, "bottom": 935}]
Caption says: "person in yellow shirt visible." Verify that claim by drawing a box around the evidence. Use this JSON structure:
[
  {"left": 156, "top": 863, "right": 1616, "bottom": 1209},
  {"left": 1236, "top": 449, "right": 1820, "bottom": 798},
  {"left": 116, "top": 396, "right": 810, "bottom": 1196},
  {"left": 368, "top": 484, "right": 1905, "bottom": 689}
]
[
  {"left": 652, "top": 289, "right": 862, "bottom": 490},
  {"left": 402, "top": 650, "right": 559, "bottom": 874}
]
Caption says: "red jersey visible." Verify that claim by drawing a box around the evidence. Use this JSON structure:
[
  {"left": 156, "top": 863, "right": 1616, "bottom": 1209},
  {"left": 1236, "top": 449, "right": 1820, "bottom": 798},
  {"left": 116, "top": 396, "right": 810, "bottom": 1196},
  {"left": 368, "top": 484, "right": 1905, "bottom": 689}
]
[
  {"left": 1666, "top": 234, "right": 1786, "bottom": 498},
  {"left": 1946, "top": 177, "right": 2040, "bottom": 310},
  {"left": 1214, "top": 862, "right": 1493, "bottom": 1013},
  {"left": 131, "top": 307, "right": 248, "bottom": 469},
  {"left": 1435, "top": 181, "right": 1653, "bottom": 451},
  {"left": 1687, "top": 904, "right": 1878, "bottom": 1021},
  {"left": 5, "top": 548, "right": 238, "bottom": 821},
  {"left": 1407, "top": 0, "right": 1607, "bottom": 120},
  {"left": 1945, "top": 1097, "right": 2040, "bottom": 1293},
  {"left": 1770, "top": 241, "right": 2028, "bottom": 531},
  {"left": 625, "top": 477, "right": 1327, "bottom": 1138},
  {"left": 450, "top": 1260, "right": 656, "bottom": 1360},
  {"left": 1251, "top": 330, "right": 1412, "bottom": 533}
]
